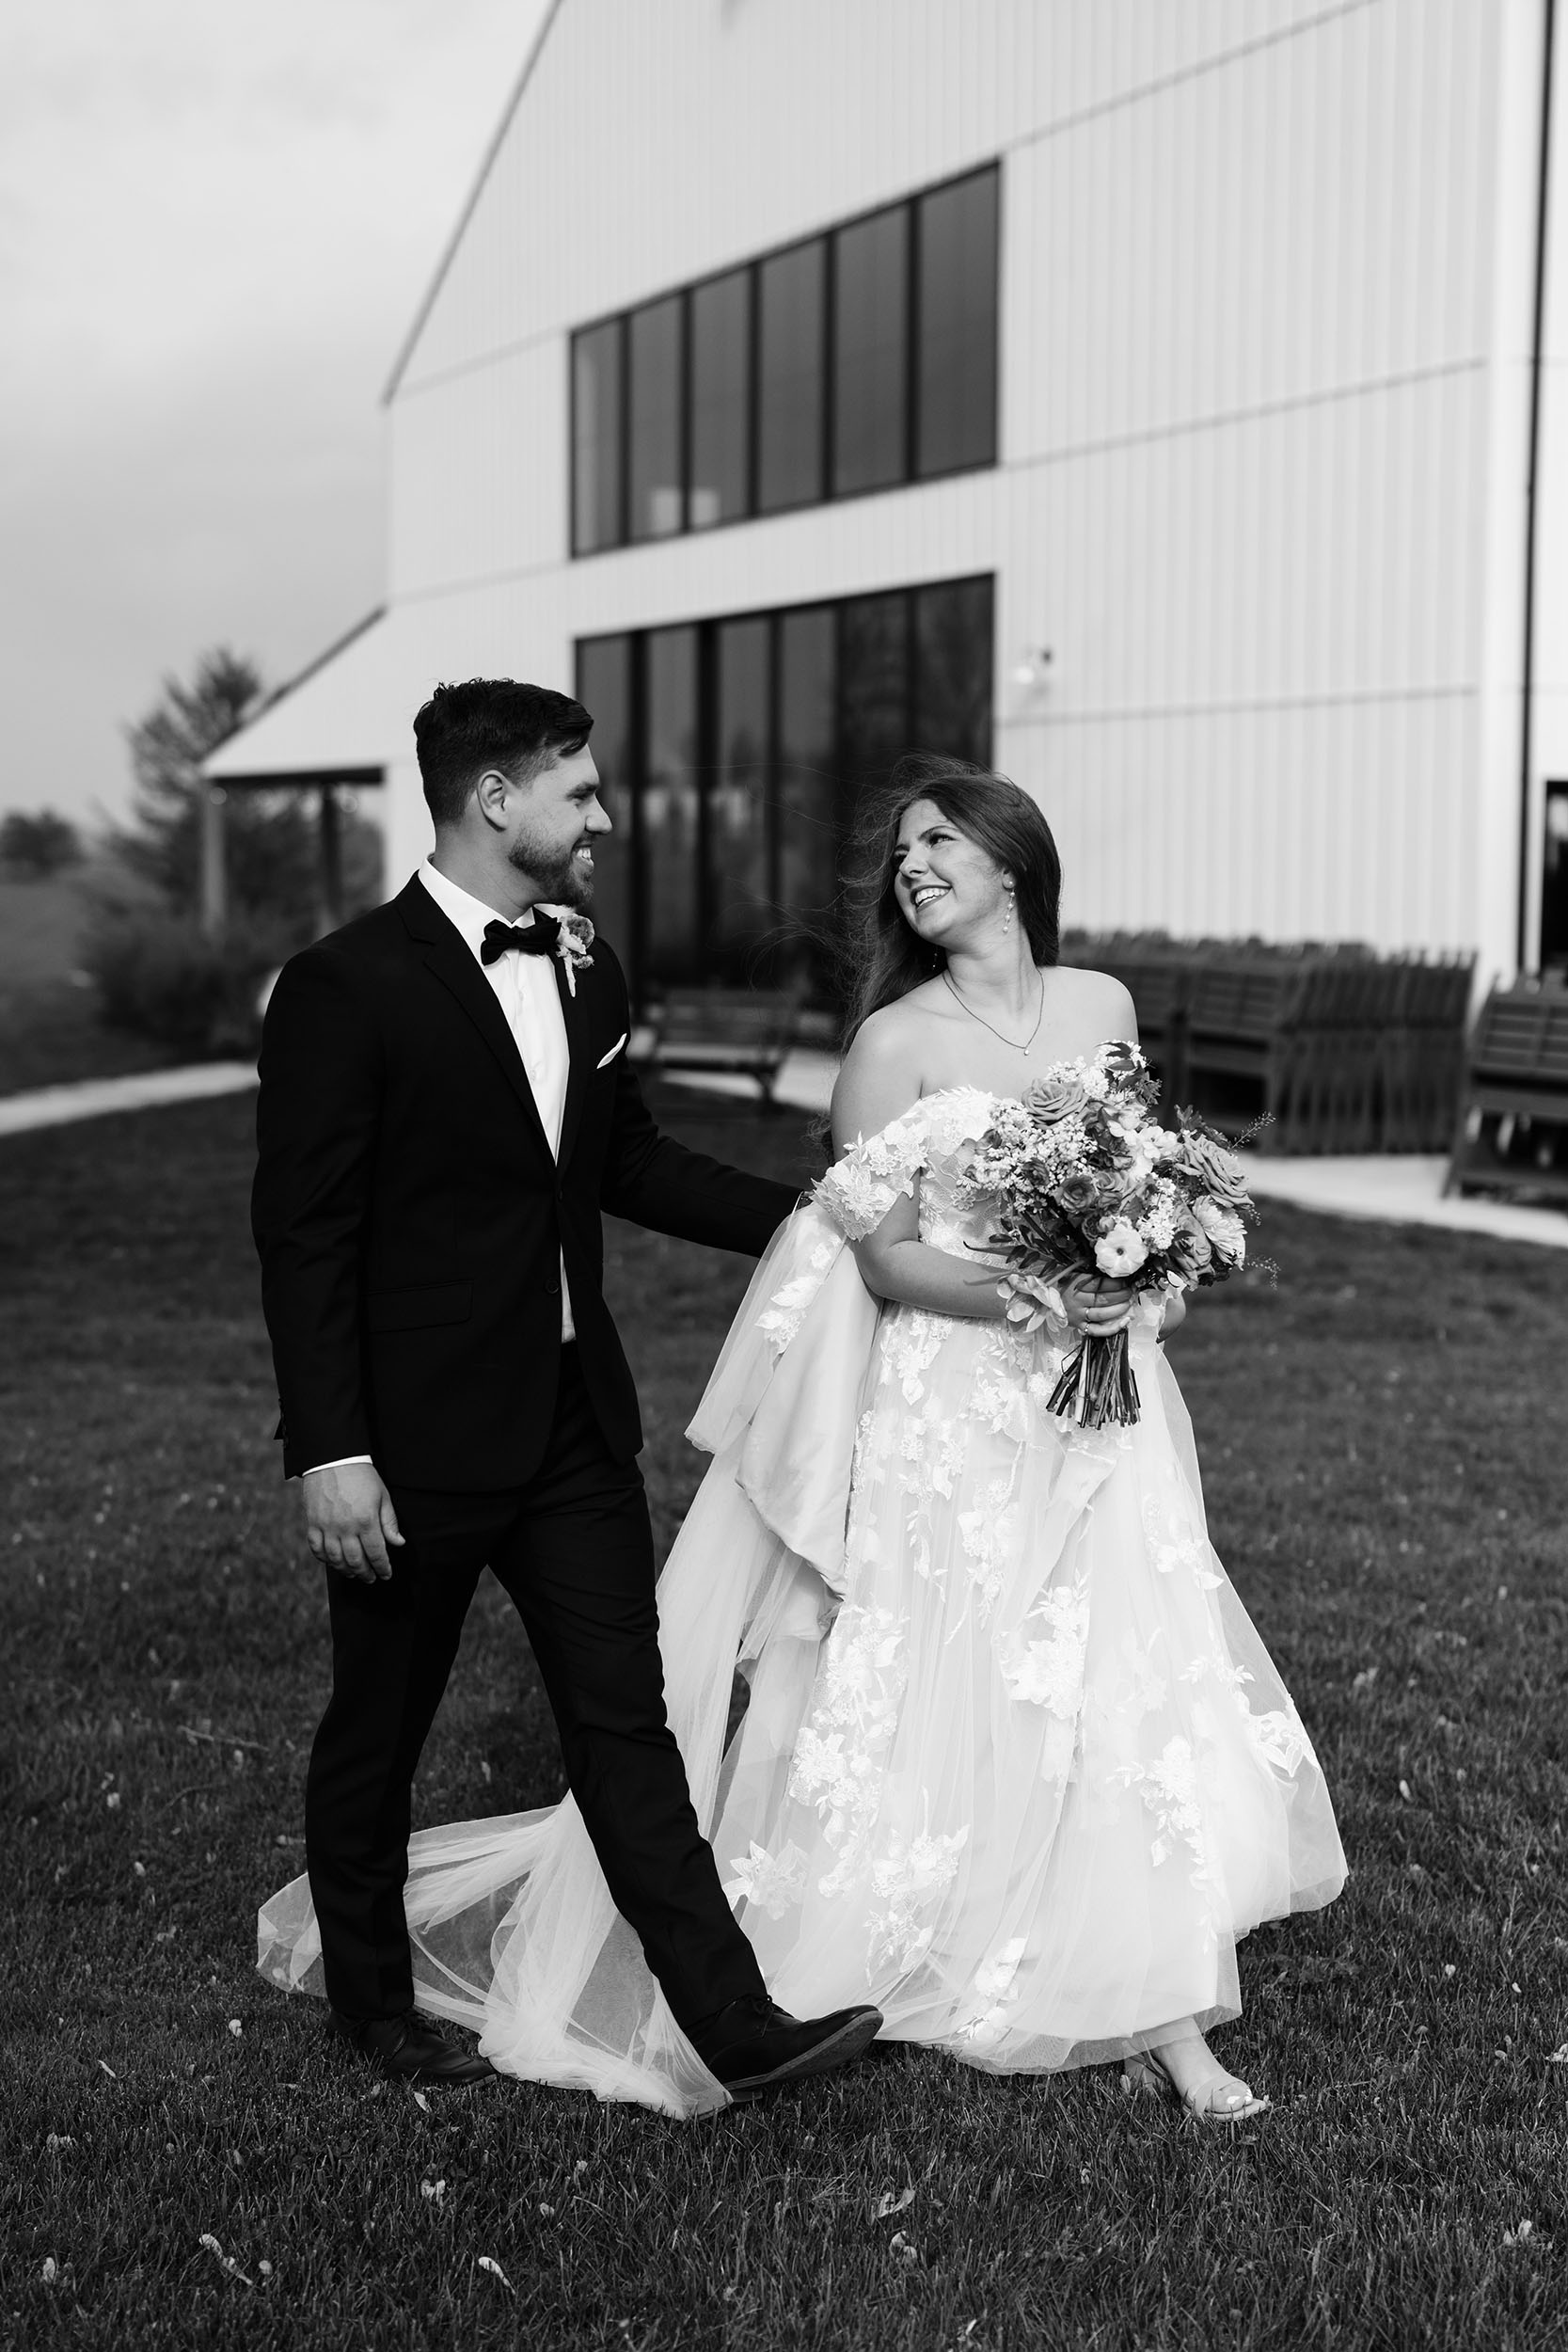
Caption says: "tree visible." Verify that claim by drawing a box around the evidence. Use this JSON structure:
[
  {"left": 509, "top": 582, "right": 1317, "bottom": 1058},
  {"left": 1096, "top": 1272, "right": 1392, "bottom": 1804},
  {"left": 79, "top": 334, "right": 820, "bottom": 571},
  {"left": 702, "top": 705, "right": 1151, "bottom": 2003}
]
[
  {"left": 0, "top": 808, "right": 83, "bottom": 878},
  {"left": 114, "top": 648, "right": 321, "bottom": 942}
]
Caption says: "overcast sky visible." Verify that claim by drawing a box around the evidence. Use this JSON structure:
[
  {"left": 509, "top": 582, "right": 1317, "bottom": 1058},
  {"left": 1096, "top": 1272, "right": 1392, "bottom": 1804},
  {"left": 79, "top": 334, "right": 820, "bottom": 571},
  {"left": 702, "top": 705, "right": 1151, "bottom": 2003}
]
[{"left": 0, "top": 0, "right": 547, "bottom": 826}]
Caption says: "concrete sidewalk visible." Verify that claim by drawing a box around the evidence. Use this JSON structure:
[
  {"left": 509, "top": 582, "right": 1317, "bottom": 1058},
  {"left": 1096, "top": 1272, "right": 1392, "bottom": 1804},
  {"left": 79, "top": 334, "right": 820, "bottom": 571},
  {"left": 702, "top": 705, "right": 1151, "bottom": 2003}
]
[
  {"left": 5, "top": 1050, "right": 1566, "bottom": 1253},
  {"left": 0, "top": 1061, "right": 259, "bottom": 1137},
  {"left": 680, "top": 1050, "right": 1568, "bottom": 1252},
  {"left": 1241, "top": 1153, "right": 1568, "bottom": 1249}
]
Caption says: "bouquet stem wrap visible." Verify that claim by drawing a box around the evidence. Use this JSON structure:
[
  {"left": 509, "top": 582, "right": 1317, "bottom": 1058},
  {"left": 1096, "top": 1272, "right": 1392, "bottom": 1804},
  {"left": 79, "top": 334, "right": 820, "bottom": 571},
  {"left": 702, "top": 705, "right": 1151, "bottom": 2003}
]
[{"left": 1046, "top": 1327, "right": 1141, "bottom": 1429}]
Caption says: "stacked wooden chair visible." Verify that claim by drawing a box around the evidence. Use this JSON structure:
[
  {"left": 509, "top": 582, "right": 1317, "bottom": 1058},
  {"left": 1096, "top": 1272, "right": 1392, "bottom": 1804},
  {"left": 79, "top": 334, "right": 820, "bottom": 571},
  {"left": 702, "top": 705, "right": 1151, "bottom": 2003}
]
[
  {"left": 1446, "top": 980, "right": 1568, "bottom": 1201},
  {"left": 1182, "top": 959, "right": 1312, "bottom": 1150},
  {"left": 1385, "top": 958, "right": 1475, "bottom": 1152},
  {"left": 1062, "top": 935, "right": 1473, "bottom": 1154}
]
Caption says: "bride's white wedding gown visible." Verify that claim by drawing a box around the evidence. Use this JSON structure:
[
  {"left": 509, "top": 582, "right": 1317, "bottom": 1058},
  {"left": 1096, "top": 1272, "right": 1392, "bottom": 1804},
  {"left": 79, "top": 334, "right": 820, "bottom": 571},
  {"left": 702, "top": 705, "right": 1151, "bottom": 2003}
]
[{"left": 259, "top": 1088, "right": 1345, "bottom": 2116}]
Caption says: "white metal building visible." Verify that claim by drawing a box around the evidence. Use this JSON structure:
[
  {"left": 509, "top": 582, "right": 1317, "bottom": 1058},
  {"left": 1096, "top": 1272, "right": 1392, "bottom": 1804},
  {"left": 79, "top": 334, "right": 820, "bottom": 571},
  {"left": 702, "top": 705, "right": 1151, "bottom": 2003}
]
[{"left": 206, "top": 0, "right": 1568, "bottom": 999}]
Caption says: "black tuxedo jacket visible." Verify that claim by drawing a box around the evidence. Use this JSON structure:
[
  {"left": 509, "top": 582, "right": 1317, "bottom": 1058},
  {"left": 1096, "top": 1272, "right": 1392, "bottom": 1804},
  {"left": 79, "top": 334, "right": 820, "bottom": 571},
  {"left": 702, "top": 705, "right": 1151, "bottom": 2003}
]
[{"left": 252, "top": 877, "right": 799, "bottom": 1488}]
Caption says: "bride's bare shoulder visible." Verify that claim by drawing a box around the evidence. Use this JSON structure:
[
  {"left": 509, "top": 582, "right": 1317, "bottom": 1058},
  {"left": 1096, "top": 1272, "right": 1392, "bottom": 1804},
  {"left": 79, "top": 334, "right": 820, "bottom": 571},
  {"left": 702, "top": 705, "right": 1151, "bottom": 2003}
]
[
  {"left": 830, "top": 996, "right": 933, "bottom": 1149},
  {"left": 1047, "top": 961, "right": 1139, "bottom": 1041}
]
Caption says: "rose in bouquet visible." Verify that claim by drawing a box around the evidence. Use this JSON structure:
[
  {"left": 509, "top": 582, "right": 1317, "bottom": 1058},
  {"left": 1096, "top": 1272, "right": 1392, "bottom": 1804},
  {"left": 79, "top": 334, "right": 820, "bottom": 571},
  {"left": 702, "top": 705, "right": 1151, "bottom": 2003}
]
[{"left": 957, "top": 1041, "right": 1260, "bottom": 1428}]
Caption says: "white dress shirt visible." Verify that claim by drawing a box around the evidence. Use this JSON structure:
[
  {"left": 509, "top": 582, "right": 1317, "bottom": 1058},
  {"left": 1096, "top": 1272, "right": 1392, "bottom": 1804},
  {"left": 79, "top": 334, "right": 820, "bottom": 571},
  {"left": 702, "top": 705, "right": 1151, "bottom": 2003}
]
[{"left": 304, "top": 858, "right": 576, "bottom": 1478}]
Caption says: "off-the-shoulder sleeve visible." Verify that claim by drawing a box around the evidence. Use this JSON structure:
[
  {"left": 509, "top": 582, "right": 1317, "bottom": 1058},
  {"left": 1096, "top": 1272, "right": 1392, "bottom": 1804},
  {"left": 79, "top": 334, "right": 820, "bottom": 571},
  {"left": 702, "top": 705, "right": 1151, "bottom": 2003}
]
[{"left": 813, "top": 1109, "right": 930, "bottom": 1242}]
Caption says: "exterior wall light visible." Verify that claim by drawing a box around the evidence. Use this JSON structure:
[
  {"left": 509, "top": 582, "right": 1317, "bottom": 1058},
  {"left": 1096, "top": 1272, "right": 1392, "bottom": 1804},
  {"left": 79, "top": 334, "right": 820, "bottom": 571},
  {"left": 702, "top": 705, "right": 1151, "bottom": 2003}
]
[{"left": 1008, "top": 648, "right": 1053, "bottom": 690}]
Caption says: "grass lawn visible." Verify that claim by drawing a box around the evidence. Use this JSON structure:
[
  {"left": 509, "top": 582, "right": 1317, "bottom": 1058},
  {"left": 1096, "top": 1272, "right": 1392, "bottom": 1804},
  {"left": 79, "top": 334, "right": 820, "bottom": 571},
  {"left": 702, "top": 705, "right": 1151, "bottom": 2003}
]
[
  {"left": 2, "top": 1083, "right": 1566, "bottom": 2351},
  {"left": 0, "top": 870, "right": 100, "bottom": 991}
]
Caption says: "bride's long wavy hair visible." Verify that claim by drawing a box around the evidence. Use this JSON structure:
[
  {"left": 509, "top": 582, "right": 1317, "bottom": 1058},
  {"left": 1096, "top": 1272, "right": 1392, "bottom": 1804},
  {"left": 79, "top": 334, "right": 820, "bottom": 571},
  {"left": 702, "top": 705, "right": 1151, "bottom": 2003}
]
[{"left": 835, "top": 756, "right": 1063, "bottom": 1050}]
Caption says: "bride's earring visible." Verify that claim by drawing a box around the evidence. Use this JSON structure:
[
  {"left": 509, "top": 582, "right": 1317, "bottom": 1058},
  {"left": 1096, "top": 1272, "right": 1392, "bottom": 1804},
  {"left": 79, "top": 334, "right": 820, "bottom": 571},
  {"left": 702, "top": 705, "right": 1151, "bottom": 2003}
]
[{"left": 1002, "top": 882, "right": 1015, "bottom": 936}]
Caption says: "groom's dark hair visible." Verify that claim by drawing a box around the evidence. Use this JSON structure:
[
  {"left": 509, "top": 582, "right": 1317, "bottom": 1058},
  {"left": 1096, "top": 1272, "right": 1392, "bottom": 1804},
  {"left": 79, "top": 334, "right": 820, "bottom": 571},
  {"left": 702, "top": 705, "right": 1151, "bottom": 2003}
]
[{"left": 414, "top": 678, "right": 594, "bottom": 828}]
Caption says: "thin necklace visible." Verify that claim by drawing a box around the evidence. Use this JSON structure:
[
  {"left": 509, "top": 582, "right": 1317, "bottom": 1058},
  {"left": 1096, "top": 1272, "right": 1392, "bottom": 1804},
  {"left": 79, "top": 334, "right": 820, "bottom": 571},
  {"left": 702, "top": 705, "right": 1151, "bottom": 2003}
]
[{"left": 941, "top": 966, "right": 1047, "bottom": 1057}]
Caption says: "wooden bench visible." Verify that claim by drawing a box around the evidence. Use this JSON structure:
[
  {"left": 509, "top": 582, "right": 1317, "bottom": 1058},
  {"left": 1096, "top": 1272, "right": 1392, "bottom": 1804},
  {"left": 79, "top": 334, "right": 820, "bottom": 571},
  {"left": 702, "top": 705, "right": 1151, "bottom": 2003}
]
[
  {"left": 644, "top": 987, "right": 802, "bottom": 1105},
  {"left": 1446, "top": 982, "right": 1568, "bottom": 1201}
]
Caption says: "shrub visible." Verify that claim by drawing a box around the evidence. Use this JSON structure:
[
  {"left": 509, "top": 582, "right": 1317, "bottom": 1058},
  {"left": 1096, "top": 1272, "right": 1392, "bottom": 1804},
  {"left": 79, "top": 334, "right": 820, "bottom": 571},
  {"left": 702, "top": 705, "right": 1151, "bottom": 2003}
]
[
  {"left": 1, "top": 808, "right": 83, "bottom": 878},
  {"left": 82, "top": 913, "right": 287, "bottom": 1059}
]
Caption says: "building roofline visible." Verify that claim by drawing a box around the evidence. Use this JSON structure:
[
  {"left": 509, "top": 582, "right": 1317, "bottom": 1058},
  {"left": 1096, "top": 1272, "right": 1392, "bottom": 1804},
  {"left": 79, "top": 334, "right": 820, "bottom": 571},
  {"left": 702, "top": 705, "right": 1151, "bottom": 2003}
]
[
  {"left": 213, "top": 765, "right": 385, "bottom": 792},
  {"left": 199, "top": 605, "right": 387, "bottom": 776},
  {"left": 381, "top": 0, "right": 570, "bottom": 407}
]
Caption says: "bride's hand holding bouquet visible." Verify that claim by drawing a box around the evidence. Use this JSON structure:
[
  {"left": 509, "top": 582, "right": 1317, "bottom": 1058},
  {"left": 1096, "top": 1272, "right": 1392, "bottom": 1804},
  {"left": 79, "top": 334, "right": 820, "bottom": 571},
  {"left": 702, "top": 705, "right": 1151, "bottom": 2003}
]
[{"left": 959, "top": 1040, "right": 1259, "bottom": 1428}]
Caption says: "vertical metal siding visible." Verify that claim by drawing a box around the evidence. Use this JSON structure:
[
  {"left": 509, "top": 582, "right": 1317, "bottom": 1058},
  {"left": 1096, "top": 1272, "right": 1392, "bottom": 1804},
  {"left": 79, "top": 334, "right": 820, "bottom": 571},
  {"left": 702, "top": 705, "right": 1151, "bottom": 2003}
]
[{"left": 368, "top": 0, "right": 1528, "bottom": 960}]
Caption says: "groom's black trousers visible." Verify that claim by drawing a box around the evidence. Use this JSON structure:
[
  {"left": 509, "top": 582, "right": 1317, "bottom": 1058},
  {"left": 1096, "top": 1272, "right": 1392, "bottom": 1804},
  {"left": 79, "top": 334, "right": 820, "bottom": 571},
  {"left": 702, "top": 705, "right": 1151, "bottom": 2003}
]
[{"left": 303, "top": 1346, "right": 767, "bottom": 2036}]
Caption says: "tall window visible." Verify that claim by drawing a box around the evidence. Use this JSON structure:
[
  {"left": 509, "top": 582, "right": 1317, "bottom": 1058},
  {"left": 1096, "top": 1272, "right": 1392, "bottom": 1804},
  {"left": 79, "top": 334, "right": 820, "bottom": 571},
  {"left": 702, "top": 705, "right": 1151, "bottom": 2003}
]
[
  {"left": 916, "top": 169, "right": 1001, "bottom": 479},
  {"left": 832, "top": 206, "right": 909, "bottom": 497},
  {"left": 569, "top": 165, "right": 998, "bottom": 554},
  {"left": 689, "top": 268, "right": 751, "bottom": 529},
  {"left": 776, "top": 607, "right": 838, "bottom": 953},
  {"left": 757, "top": 241, "right": 826, "bottom": 514},
  {"left": 576, "top": 635, "right": 633, "bottom": 957},
  {"left": 627, "top": 296, "right": 684, "bottom": 543},
  {"left": 576, "top": 574, "right": 992, "bottom": 997},
  {"left": 572, "top": 319, "right": 623, "bottom": 554},
  {"left": 914, "top": 576, "right": 995, "bottom": 752},
  {"left": 712, "top": 617, "right": 772, "bottom": 965},
  {"left": 643, "top": 628, "right": 700, "bottom": 980}
]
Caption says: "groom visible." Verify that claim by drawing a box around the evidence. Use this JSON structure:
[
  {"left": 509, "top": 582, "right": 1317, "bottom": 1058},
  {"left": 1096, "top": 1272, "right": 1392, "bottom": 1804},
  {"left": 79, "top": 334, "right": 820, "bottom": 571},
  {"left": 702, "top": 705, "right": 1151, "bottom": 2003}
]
[{"left": 252, "top": 676, "right": 879, "bottom": 2095}]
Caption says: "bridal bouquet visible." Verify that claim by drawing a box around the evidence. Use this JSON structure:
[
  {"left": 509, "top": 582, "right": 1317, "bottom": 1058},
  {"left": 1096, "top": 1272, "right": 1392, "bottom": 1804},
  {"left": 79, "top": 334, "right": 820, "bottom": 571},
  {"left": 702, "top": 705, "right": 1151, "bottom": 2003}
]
[{"left": 957, "top": 1041, "right": 1260, "bottom": 1429}]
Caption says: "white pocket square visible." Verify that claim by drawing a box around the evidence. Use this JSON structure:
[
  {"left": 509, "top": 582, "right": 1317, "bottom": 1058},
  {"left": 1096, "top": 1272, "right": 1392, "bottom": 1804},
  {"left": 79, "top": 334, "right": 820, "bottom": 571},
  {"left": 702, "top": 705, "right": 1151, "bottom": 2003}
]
[{"left": 595, "top": 1033, "right": 628, "bottom": 1070}]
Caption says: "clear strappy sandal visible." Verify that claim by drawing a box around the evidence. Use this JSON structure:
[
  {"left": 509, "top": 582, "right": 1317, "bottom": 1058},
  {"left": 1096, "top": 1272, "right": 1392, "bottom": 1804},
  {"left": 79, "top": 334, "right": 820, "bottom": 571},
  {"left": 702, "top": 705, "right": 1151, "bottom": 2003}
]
[{"left": 1122, "top": 2045, "right": 1270, "bottom": 2124}]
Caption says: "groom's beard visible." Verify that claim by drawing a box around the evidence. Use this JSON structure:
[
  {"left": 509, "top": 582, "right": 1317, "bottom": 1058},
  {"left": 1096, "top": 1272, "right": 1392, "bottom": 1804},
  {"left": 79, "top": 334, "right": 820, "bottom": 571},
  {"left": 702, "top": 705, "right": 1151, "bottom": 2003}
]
[{"left": 507, "top": 830, "right": 594, "bottom": 912}]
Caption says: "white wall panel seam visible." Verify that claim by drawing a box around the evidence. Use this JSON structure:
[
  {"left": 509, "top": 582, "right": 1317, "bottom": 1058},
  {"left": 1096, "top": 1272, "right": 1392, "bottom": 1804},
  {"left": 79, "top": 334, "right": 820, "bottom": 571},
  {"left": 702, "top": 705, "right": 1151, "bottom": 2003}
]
[
  {"left": 1006, "top": 685, "right": 1476, "bottom": 724},
  {"left": 1002, "top": 359, "right": 1485, "bottom": 471},
  {"left": 388, "top": 358, "right": 1491, "bottom": 604},
  {"left": 960, "top": 1, "right": 1380, "bottom": 168}
]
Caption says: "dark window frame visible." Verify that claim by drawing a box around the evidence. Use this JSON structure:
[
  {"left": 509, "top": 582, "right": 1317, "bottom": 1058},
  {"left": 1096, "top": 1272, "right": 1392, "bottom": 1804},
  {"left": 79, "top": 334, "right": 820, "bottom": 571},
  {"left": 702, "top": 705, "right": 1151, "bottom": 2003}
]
[{"left": 567, "top": 162, "right": 1000, "bottom": 559}]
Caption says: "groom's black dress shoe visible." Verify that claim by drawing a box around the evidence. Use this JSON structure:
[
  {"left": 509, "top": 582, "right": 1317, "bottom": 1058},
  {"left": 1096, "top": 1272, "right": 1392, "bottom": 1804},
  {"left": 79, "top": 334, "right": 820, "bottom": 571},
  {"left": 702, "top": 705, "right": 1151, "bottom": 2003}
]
[
  {"left": 695, "top": 1995, "right": 883, "bottom": 2101},
  {"left": 328, "top": 2009, "right": 495, "bottom": 2088}
]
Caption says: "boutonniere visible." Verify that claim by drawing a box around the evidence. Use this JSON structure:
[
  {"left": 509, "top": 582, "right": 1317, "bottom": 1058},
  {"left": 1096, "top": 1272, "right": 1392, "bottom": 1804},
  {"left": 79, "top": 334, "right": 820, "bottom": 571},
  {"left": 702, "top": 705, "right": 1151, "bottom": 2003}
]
[{"left": 541, "top": 906, "right": 595, "bottom": 997}]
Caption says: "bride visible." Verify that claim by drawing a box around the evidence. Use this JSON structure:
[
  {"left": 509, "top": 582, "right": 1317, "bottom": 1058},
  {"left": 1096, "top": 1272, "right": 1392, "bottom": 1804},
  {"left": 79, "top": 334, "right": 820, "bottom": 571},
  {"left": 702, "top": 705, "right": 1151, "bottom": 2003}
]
[{"left": 260, "top": 759, "right": 1345, "bottom": 2121}]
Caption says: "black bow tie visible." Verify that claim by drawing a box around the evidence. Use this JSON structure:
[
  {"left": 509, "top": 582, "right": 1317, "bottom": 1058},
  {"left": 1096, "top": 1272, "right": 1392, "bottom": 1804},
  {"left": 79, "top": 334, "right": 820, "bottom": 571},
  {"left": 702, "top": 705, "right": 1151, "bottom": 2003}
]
[{"left": 481, "top": 913, "right": 559, "bottom": 966}]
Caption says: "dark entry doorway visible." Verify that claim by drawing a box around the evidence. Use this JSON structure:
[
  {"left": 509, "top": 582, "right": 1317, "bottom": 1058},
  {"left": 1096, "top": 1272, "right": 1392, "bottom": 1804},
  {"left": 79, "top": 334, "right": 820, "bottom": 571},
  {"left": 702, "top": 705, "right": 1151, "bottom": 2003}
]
[{"left": 1543, "top": 781, "right": 1568, "bottom": 974}]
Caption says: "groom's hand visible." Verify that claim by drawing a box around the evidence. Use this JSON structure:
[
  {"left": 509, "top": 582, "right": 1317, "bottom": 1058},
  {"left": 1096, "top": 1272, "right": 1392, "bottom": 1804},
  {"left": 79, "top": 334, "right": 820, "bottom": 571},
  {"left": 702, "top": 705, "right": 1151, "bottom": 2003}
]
[{"left": 302, "top": 1463, "right": 404, "bottom": 1582}]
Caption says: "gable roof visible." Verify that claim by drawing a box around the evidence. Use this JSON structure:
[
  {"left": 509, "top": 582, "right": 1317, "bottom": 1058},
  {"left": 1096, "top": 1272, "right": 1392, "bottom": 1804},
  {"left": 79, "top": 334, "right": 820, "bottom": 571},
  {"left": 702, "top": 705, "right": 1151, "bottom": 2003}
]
[
  {"left": 381, "top": 0, "right": 569, "bottom": 405},
  {"left": 202, "top": 608, "right": 396, "bottom": 784}
]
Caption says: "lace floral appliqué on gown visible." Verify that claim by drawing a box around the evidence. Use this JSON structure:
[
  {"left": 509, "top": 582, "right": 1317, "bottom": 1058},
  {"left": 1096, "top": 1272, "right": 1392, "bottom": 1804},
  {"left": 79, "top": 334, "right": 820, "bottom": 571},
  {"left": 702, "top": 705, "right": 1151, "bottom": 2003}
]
[
  {"left": 705, "top": 1087, "right": 1345, "bottom": 2069},
  {"left": 256, "top": 1089, "right": 1344, "bottom": 2113}
]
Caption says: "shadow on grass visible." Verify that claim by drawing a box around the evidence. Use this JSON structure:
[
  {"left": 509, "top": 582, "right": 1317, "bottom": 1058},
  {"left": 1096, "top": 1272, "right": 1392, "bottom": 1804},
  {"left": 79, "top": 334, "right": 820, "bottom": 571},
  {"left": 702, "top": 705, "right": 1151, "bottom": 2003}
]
[{"left": 1, "top": 1083, "right": 1566, "bottom": 2348}]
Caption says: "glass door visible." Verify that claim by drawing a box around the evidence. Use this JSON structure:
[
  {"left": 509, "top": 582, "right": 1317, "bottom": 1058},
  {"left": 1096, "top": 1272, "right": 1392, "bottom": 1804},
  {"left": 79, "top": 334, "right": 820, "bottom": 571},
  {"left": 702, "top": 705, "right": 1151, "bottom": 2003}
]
[{"left": 642, "top": 627, "right": 701, "bottom": 983}]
